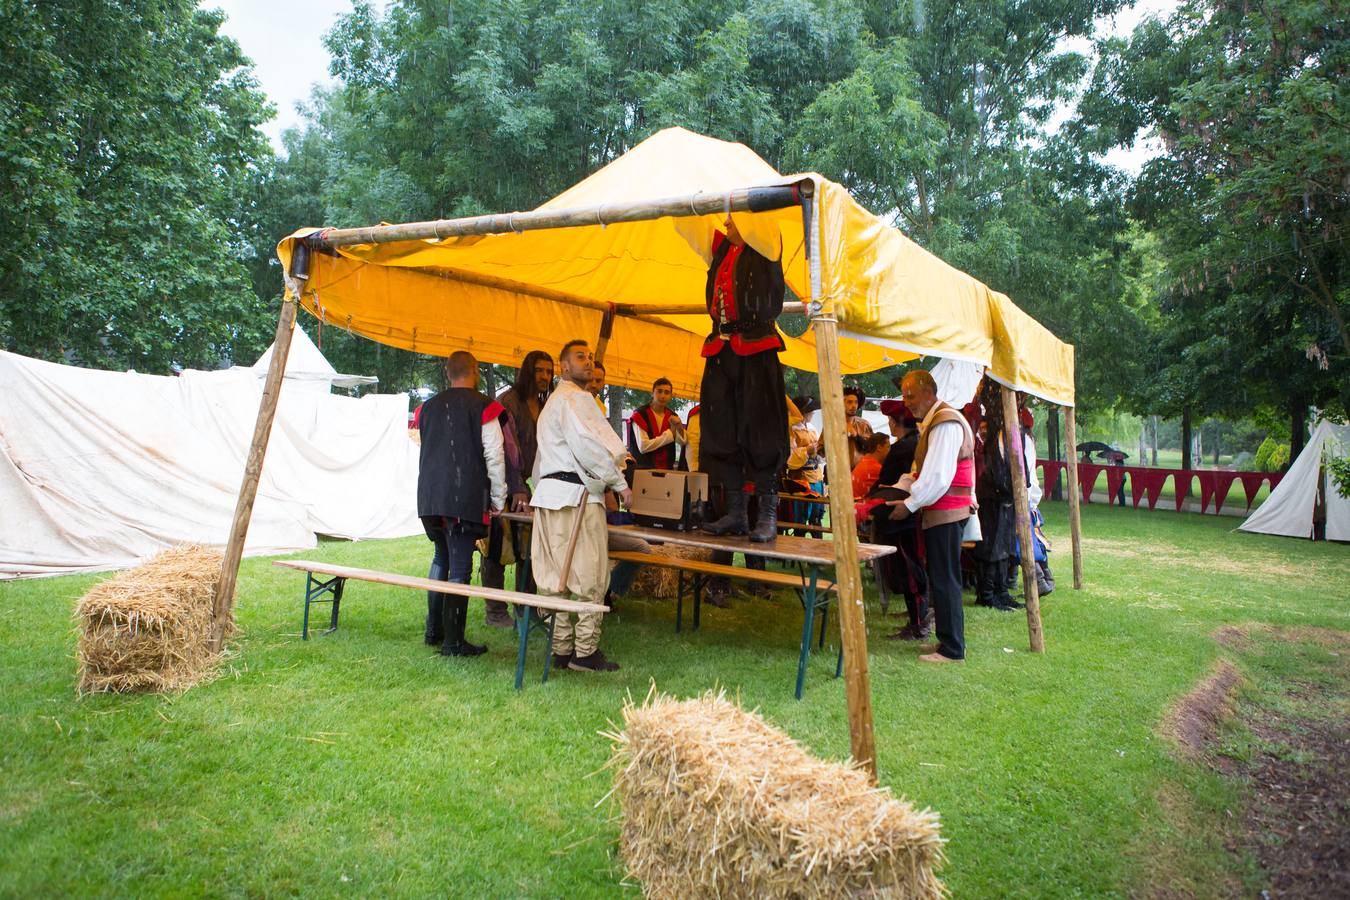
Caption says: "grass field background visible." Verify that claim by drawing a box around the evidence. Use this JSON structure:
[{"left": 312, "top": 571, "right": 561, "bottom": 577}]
[{"left": 2, "top": 503, "right": 1347, "bottom": 896}]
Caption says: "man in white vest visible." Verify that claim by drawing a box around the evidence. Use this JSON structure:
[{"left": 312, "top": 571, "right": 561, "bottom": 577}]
[{"left": 888, "top": 370, "right": 977, "bottom": 663}]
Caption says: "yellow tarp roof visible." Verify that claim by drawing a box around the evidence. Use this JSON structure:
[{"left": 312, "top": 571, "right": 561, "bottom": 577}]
[{"left": 278, "top": 127, "right": 1074, "bottom": 405}]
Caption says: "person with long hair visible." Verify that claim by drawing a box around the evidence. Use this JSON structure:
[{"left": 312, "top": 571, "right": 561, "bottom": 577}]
[{"left": 478, "top": 349, "right": 554, "bottom": 627}]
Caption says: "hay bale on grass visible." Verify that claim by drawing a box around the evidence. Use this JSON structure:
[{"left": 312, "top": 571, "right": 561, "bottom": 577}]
[
  {"left": 75, "top": 545, "right": 230, "bottom": 694},
  {"left": 606, "top": 689, "right": 945, "bottom": 898},
  {"left": 628, "top": 544, "right": 714, "bottom": 599}
]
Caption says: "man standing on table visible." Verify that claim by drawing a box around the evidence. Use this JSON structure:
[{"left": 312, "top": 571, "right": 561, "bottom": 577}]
[
  {"left": 887, "top": 369, "right": 976, "bottom": 663},
  {"left": 531, "top": 339, "right": 631, "bottom": 673},
  {"left": 698, "top": 214, "right": 789, "bottom": 543},
  {"left": 417, "top": 351, "right": 507, "bottom": 657}
]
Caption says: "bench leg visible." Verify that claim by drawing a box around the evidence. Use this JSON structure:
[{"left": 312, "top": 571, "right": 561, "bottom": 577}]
[
  {"left": 693, "top": 574, "right": 703, "bottom": 631},
  {"left": 302, "top": 573, "right": 345, "bottom": 640},
  {"left": 795, "top": 569, "right": 820, "bottom": 700},
  {"left": 818, "top": 601, "right": 828, "bottom": 649},
  {"left": 676, "top": 571, "right": 684, "bottom": 634},
  {"left": 515, "top": 606, "right": 532, "bottom": 691},
  {"left": 836, "top": 642, "right": 844, "bottom": 679}
]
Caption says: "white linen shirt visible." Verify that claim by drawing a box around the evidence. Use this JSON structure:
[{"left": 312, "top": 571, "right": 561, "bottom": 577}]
[
  {"left": 903, "top": 405, "right": 971, "bottom": 514},
  {"left": 482, "top": 418, "right": 508, "bottom": 512},
  {"left": 530, "top": 379, "right": 629, "bottom": 510}
]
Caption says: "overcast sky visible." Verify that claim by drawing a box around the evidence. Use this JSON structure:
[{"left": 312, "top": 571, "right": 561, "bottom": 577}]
[{"left": 212, "top": 0, "right": 1178, "bottom": 172}]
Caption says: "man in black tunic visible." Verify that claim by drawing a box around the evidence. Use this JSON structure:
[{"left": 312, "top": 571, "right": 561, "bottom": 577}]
[
  {"left": 418, "top": 351, "right": 508, "bottom": 656},
  {"left": 698, "top": 215, "right": 789, "bottom": 543}
]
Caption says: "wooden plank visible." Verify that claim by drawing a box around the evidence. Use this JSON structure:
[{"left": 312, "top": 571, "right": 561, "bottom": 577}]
[
  {"left": 1064, "top": 405, "right": 1084, "bottom": 589},
  {"left": 499, "top": 511, "right": 894, "bottom": 563},
  {"left": 807, "top": 231, "right": 877, "bottom": 779},
  {"left": 211, "top": 297, "right": 298, "bottom": 652},
  {"left": 609, "top": 551, "right": 836, "bottom": 591},
  {"left": 1001, "top": 386, "right": 1045, "bottom": 654},
  {"left": 273, "top": 560, "right": 607, "bottom": 615}
]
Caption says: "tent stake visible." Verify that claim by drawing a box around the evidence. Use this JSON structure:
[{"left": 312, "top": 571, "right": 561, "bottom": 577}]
[
  {"left": 803, "top": 184, "right": 878, "bottom": 782},
  {"left": 1063, "top": 405, "right": 1084, "bottom": 589},
  {"left": 1002, "top": 386, "right": 1045, "bottom": 653},
  {"left": 210, "top": 294, "right": 299, "bottom": 651}
]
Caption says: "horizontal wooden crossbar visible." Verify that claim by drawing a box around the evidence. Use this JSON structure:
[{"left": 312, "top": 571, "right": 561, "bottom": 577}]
[
  {"left": 273, "top": 560, "right": 607, "bottom": 615},
  {"left": 609, "top": 551, "right": 835, "bottom": 593}
]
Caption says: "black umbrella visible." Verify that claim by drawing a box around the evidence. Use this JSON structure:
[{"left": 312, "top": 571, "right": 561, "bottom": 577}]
[
  {"left": 1099, "top": 450, "right": 1130, "bottom": 462},
  {"left": 1076, "top": 441, "right": 1114, "bottom": 453}
]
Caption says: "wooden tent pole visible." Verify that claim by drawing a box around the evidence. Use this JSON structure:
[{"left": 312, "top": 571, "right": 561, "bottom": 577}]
[
  {"left": 307, "top": 183, "right": 803, "bottom": 248},
  {"left": 1001, "top": 386, "right": 1045, "bottom": 653},
  {"left": 1063, "top": 405, "right": 1084, "bottom": 589},
  {"left": 210, "top": 293, "right": 299, "bottom": 652},
  {"left": 802, "top": 184, "right": 878, "bottom": 781}
]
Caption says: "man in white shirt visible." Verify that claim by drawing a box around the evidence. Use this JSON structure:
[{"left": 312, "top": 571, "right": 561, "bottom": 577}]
[
  {"left": 531, "top": 339, "right": 632, "bottom": 672},
  {"left": 628, "top": 377, "right": 687, "bottom": 470},
  {"left": 888, "top": 369, "right": 975, "bottom": 663}
]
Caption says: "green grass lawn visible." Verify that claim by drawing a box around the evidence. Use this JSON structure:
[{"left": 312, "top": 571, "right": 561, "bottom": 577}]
[{"left": 2, "top": 505, "right": 1347, "bottom": 897}]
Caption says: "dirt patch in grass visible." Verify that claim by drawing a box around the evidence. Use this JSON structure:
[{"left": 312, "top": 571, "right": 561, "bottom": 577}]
[
  {"left": 1160, "top": 660, "right": 1243, "bottom": 758},
  {"left": 1233, "top": 682, "right": 1350, "bottom": 898},
  {"left": 1156, "top": 626, "right": 1350, "bottom": 896}
]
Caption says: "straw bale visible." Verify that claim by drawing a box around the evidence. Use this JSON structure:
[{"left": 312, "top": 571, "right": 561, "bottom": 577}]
[
  {"left": 75, "top": 545, "right": 230, "bottom": 694},
  {"left": 605, "top": 689, "right": 945, "bottom": 899},
  {"left": 629, "top": 544, "right": 714, "bottom": 599}
]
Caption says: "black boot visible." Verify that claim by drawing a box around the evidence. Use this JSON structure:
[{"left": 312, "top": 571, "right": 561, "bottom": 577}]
[
  {"left": 749, "top": 491, "right": 778, "bottom": 543},
  {"left": 425, "top": 594, "right": 444, "bottom": 646},
  {"left": 701, "top": 489, "right": 748, "bottom": 536},
  {"left": 975, "top": 562, "right": 997, "bottom": 607},
  {"left": 441, "top": 598, "right": 487, "bottom": 657}
]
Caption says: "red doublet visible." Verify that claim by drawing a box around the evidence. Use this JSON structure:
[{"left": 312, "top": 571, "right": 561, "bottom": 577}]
[{"left": 702, "top": 233, "right": 786, "bottom": 358}]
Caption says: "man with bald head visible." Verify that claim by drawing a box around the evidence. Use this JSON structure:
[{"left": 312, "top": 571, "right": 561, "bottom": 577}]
[{"left": 888, "top": 369, "right": 977, "bottom": 663}]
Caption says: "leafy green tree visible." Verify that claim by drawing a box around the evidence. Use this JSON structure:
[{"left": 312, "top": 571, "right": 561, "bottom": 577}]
[
  {"left": 0, "top": 0, "right": 276, "bottom": 372},
  {"left": 1083, "top": 0, "right": 1349, "bottom": 453}
]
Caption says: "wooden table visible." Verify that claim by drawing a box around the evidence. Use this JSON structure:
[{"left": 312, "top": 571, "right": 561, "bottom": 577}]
[{"left": 501, "top": 511, "right": 893, "bottom": 697}]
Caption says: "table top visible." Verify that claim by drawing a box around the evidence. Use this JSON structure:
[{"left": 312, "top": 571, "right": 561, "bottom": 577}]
[{"left": 500, "top": 510, "right": 893, "bottom": 564}]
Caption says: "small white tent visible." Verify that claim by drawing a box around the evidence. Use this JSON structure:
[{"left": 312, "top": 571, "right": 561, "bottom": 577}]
[
  {"left": 1239, "top": 419, "right": 1350, "bottom": 541},
  {"left": 0, "top": 335, "right": 420, "bottom": 579},
  {"left": 242, "top": 326, "right": 378, "bottom": 392}
]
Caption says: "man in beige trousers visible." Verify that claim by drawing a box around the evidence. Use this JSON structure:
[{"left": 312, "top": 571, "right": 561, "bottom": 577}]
[{"left": 530, "top": 339, "right": 632, "bottom": 672}]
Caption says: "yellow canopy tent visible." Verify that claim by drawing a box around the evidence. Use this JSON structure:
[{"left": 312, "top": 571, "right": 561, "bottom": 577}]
[
  {"left": 275, "top": 127, "right": 1074, "bottom": 406},
  {"left": 219, "top": 127, "right": 1084, "bottom": 780}
]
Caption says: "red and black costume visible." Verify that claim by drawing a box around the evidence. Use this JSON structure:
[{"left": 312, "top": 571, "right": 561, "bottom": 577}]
[
  {"left": 699, "top": 231, "right": 789, "bottom": 543},
  {"left": 627, "top": 404, "right": 680, "bottom": 470}
]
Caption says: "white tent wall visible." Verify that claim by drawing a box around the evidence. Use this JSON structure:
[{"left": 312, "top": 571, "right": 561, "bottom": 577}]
[
  {"left": 1239, "top": 420, "right": 1350, "bottom": 541},
  {"left": 0, "top": 349, "right": 421, "bottom": 579}
]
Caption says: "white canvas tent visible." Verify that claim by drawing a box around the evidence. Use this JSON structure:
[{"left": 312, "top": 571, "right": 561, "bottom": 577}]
[
  {"left": 1239, "top": 419, "right": 1350, "bottom": 541},
  {"left": 0, "top": 340, "right": 420, "bottom": 579}
]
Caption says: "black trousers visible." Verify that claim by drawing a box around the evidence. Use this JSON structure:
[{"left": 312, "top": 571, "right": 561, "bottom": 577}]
[
  {"left": 923, "top": 518, "right": 966, "bottom": 660},
  {"left": 700, "top": 346, "right": 787, "bottom": 494}
]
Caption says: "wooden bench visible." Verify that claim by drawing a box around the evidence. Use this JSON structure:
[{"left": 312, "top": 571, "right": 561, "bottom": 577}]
[
  {"left": 273, "top": 559, "right": 607, "bottom": 690},
  {"left": 609, "top": 551, "right": 840, "bottom": 699}
]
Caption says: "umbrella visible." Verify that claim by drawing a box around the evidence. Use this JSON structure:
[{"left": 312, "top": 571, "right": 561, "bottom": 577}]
[
  {"left": 1099, "top": 450, "right": 1130, "bottom": 462},
  {"left": 1076, "top": 441, "right": 1114, "bottom": 453}
]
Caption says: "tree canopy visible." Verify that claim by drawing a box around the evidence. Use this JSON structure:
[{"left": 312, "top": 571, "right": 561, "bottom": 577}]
[
  {"left": 0, "top": 0, "right": 276, "bottom": 372},
  {"left": 2, "top": 0, "right": 1345, "bottom": 445}
]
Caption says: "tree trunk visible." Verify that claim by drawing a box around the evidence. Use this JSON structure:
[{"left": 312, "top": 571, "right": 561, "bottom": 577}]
[
  {"left": 1151, "top": 416, "right": 1159, "bottom": 466},
  {"left": 1181, "top": 409, "right": 1193, "bottom": 471},
  {"left": 1289, "top": 396, "right": 1307, "bottom": 464},
  {"left": 1048, "top": 406, "right": 1063, "bottom": 501}
]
